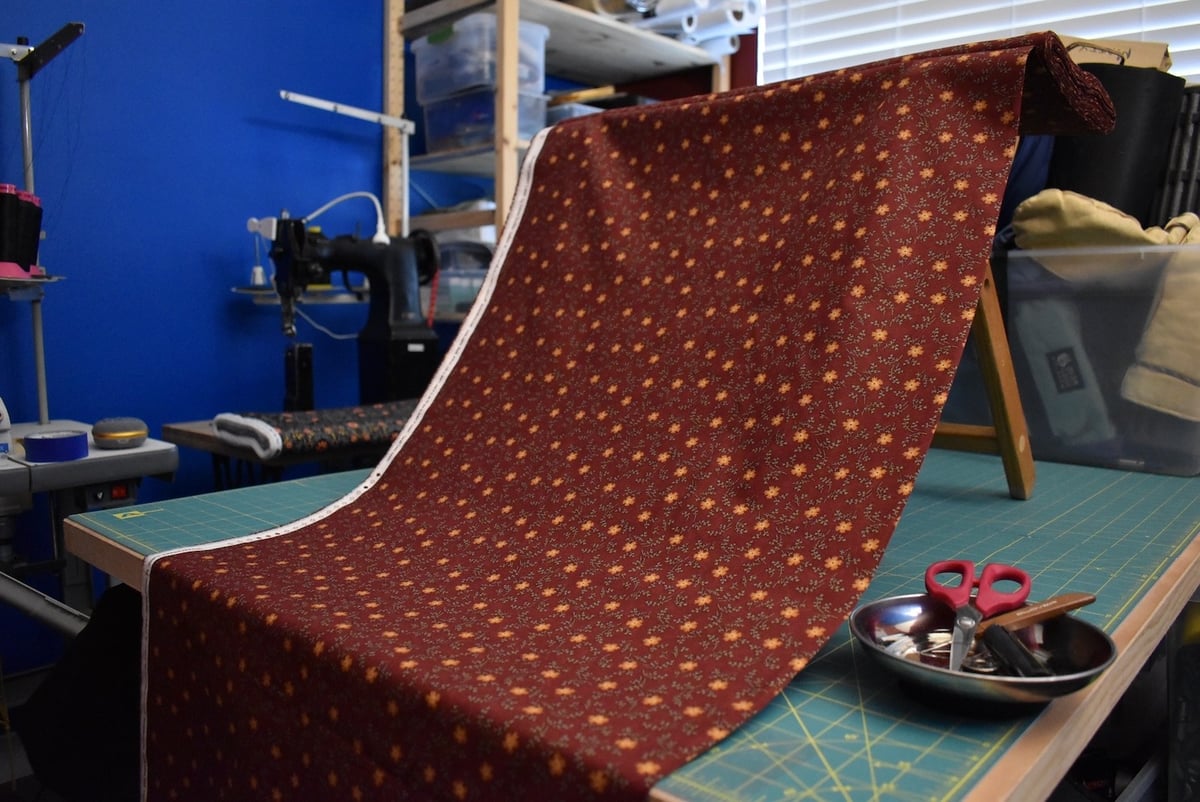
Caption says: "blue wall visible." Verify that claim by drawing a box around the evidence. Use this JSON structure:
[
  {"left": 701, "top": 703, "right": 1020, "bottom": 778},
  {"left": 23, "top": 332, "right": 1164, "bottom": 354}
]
[
  {"left": 1, "top": 3, "right": 500, "bottom": 670},
  {"left": 2, "top": 2, "right": 489, "bottom": 502},
  {"left": 0, "top": 5, "right": 729, "bottom": 672}
]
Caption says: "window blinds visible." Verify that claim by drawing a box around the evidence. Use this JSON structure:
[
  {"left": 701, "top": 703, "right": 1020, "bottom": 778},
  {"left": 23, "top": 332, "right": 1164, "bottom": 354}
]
[{"left": 759, "top": 0, "right": 1200, "bottom": 86}]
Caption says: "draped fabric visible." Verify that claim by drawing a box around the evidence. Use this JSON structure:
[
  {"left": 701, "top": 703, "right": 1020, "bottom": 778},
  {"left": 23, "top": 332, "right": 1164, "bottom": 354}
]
[{"left": 142, "top": 33, "right": 1113, "bottom": 801}]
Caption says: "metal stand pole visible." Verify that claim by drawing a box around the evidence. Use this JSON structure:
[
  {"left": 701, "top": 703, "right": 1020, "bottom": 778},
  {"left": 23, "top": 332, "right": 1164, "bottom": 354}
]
[
  {"left": 19, "top": 74, "right": 34, "bottom": 193},
  {"left": 16, "top": 58, "right": 51, "bottom": 425},
  {"left": 3, "top": 23, "right": 85, "bottom": 425}
]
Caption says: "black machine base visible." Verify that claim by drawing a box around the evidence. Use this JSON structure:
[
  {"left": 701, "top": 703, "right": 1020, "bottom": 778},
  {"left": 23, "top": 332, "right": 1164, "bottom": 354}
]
[{"left": 359, "top": 328, "right": 443, "bottom": 405}]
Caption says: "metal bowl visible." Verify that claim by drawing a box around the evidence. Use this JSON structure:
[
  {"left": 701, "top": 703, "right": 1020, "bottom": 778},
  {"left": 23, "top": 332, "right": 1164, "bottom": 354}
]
[{"left": 849, "top": 593, "right": 1116, "bottom": 706}]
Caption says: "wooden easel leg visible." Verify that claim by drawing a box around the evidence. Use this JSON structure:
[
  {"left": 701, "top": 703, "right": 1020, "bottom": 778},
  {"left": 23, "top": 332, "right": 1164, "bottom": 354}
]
[{"left": 933, "top": 261, "right": 1036, "bottom": 499}]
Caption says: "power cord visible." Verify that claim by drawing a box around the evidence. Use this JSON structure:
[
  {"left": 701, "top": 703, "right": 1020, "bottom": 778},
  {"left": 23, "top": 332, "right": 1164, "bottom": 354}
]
[
  {"left": 304, "top": 191, "right": 390, "bottom": 244},
  {"left": 294, "top": 307, "right": 358, "bottom": 341}
]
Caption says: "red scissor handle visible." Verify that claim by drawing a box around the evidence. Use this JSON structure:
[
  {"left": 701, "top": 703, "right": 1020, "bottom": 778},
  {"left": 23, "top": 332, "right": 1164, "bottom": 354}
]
[
  {"left": 974, "top": 563, "right": 1032, "bottom": 617},
  {"left": 924, "top": 559, "right": 1032, "bottom": 617},
  {"left": 925, "top": 559, "right": 976, "bottom": 610}
]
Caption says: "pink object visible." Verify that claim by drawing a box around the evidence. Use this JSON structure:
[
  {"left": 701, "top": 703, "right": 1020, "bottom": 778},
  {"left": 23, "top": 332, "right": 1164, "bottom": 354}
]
[{"left": 1, "top": 184, "right": 43, "bottom": 275}]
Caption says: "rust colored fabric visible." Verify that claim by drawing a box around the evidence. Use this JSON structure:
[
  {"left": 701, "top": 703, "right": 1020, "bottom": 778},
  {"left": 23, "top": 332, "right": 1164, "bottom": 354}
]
[{"left": 142, "top": 33, "right": 1112, "bottom": 801}]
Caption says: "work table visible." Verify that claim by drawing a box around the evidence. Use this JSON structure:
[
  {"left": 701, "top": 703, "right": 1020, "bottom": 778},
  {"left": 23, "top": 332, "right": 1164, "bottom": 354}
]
[{"left": 62, "top": 449, "right": 1200, "bottom": 800}]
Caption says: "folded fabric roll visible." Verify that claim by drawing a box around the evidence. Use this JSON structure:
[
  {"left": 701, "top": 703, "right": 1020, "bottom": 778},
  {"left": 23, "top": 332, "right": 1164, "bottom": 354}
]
[{"left": 1011, "top": 188, "right": 1200, "bottom": 421}]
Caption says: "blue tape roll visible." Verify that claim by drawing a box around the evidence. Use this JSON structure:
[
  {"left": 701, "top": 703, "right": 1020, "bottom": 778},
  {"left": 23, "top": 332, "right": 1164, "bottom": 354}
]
[{"left": 23, "top": 429, "right": 89, "bottom": 462}]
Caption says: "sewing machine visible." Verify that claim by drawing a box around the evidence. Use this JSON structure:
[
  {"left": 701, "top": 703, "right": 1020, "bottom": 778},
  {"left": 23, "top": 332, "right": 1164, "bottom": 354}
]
[{"left": 265, "top": 216, "right": 442, "bottom": 405}]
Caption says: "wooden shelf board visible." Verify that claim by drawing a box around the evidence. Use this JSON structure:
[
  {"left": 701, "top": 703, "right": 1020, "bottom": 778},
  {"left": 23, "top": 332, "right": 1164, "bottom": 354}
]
[
  {"left": 412, "top": 142, "right": 530, "bottom": 175},
  {"left": 411, "top": 208, "right": 497, "bottom": 231}
]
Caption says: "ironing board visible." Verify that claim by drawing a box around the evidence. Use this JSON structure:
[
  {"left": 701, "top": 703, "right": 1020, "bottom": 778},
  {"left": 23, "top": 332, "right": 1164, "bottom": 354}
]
[{"left": 132, "top": 33, "right": 1115, "bottom": 801}]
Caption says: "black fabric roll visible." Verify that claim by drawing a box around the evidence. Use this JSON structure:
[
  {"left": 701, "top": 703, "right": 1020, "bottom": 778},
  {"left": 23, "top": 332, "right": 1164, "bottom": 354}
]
[{"left": 1046, "top": 63, "right": 1185, "bottom": 227}]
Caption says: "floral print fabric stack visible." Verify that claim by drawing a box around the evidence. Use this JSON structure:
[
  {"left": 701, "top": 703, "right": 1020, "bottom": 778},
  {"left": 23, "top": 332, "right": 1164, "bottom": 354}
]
[{"left": 142, "top": 33, "right": 1113, "bottom": 802}]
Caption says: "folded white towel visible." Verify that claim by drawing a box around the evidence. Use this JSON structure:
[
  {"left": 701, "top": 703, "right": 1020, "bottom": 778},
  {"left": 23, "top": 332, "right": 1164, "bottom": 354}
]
[{"left": 212, "top": 413, "right": 283, "bottom": 460}]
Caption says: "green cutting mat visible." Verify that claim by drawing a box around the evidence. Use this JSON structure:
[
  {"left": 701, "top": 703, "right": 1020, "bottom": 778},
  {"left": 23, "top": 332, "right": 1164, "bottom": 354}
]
[
  {"left": 657, "top": 452, "right": 1200, "bottom": 802},
  {"left": 68, "top": 452, "right": 1200, "bottom": 801},
  {"left": 71, "top": 469, "right": 371, "bottom": 558}
]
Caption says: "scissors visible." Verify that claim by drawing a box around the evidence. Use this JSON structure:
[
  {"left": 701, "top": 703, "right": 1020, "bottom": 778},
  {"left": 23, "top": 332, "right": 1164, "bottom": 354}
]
[{"left": 924, "top": 559, "right": 1032, "bottom": 671}]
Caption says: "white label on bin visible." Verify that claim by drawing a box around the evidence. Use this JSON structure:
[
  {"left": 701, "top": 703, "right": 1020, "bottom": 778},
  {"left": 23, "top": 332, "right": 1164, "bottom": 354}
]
[{"left": 1046, "top": 348, "right": 1085, "bottom": 393}]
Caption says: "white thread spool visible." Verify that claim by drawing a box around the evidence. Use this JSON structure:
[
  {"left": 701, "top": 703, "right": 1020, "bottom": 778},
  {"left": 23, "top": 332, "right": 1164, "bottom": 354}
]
[
  {"left": 632, "top": 0, "right": 709, "bottom": 30},
  {"left": 692, "top": 34, "right": 741, "bottom": 57},
  {"left": 683, "top": 0, "right": 759, "bottom": 43}
]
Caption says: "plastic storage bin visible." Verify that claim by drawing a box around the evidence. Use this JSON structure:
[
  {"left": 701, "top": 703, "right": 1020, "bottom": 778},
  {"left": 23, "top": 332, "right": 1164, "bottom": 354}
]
[
  {"left": 412, "top": 13, "right": 550, "bottom": 104},
  {"left": 997, "top": 245, "right": 1199, "bottom": 476},
  {"left": 423, "top": 89, "right": 547, "bottom": 152},
  {"left": 438, "top": 241, "right": 492, "bottom": 273},
  {"left": 431, "top": 200, "right": 497, "bottom": 247},
  {"left": 435, "top": 269, "right": 488, "bottom": 319},
  {"left": 547, "top": 103, "right": 603, "bottom": 124}
]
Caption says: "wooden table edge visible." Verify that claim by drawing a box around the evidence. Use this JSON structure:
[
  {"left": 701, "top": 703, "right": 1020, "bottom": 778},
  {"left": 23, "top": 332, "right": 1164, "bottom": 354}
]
[
  {"left": 964, "top": 523, "right": 1200, "bottom": 802},
  {"left": 64, "top": 518, "right": 145, "bottom": 590}
]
